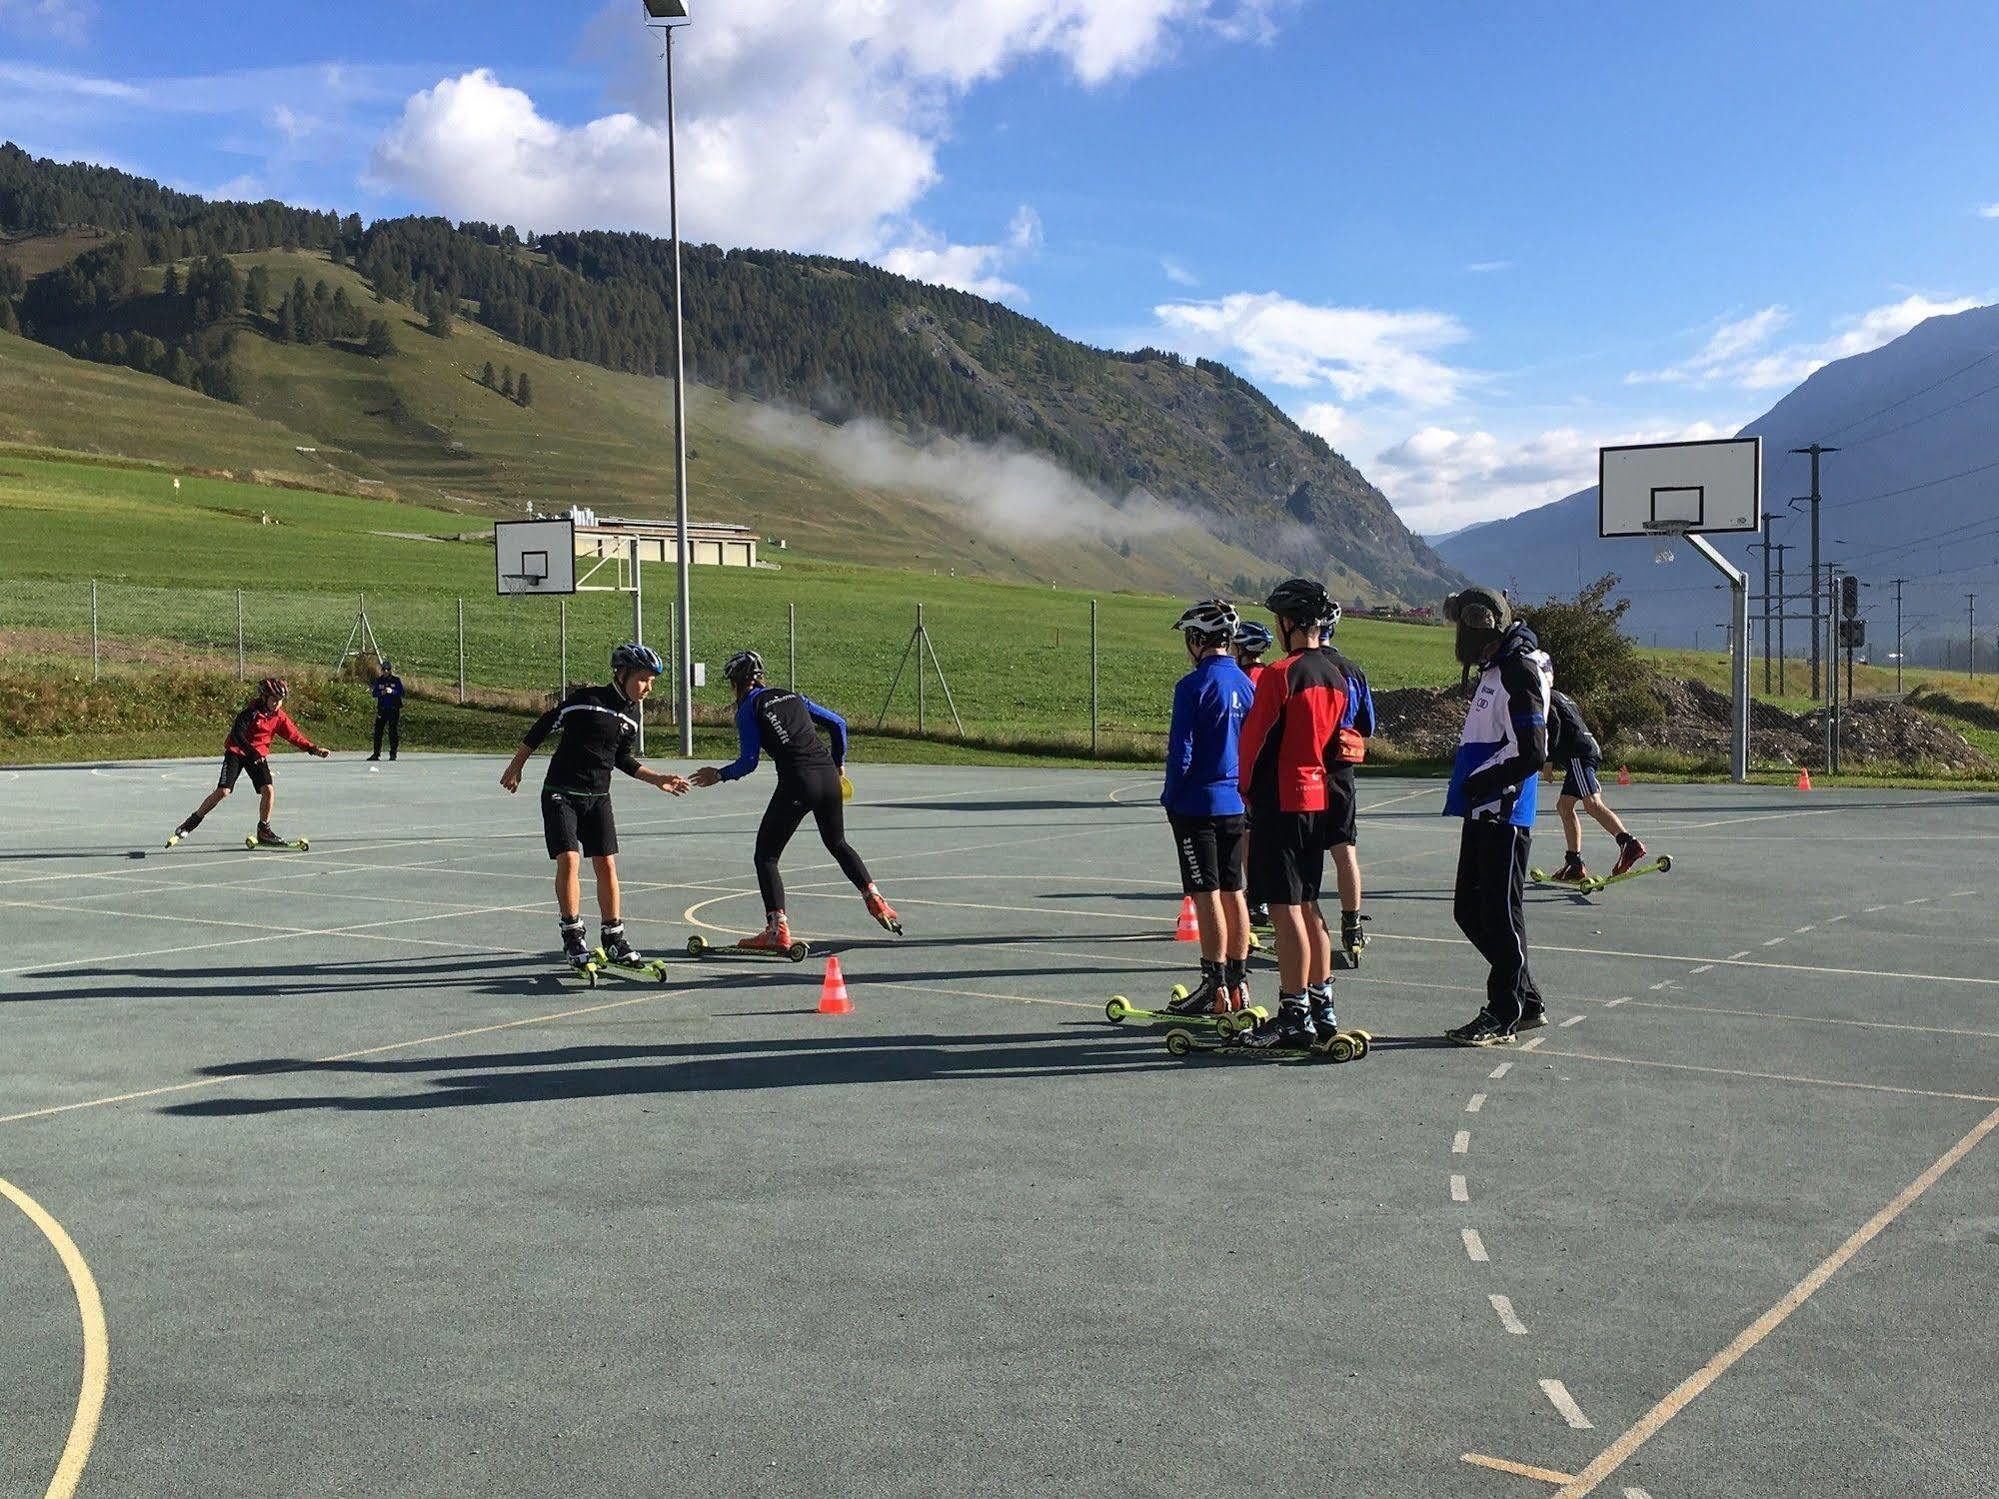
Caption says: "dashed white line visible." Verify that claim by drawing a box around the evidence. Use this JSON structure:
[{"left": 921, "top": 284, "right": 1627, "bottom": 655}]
[
  {"left": 1488, "top": 1294, "right": 1528, "bottom": 1335},
  {"left": 1539, "top": 1379, "right": 1594, "bottom": 1429},
  {"left": 1905, "top": 897, "right": 1931, "bottom": 905},
  {"left": 1795, "top": 925, "right": 1816, "bottom": 934},
  {"left": 1462, "top": 1228, "right": 1489, "bottom": 1263},
  {"left": 1825, "top": 914, "right": 1850, "bottom": 924},
  {"left": 1762, "top": 937, "right": 1787, "bottom": 947},
  {"left": 1690, "top": 964, "right": 1713, "bottom": 975},
  {"left": 1560, "top": 1015, "right": 1586, "bottom": 1028},
  {"left": 1648, "top": 980, "right": 1676, "bottom": 990},
  {"left": 1603, "top": 997, "right": 1629, "bottom": 1009},
  {"left": 1944, "top": 889, "right": 1979, "bottom": 899},
  {"left": 1450, "top": 1175, "right": 1469, "bottom": 1203},
  {"left": 1466, "top": 1093, "right": 1487, "bottom": 1113},
  {"left": 1519, "top": 1036, "right": 1546, "bottom": 1051},
  {"left": 1487, "top": 1061, "right": 1513, "bottom": 1080},
  {"left": 1625, "top": 1488, "right": 1655, "bottom": 1499},
  {"left": 1864, "top": 905, "right": 1889, "bottom": 914},
  {"left": 1727, "top": 950, "right": 1752, "bottom": 960},
  {"left": 1453, "top": 1130, "right": 1471, "bottom": 1154}
]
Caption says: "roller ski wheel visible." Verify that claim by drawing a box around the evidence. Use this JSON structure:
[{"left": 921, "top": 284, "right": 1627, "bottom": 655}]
[{"left": 1164, "top": 1028, "right": 1197, "bottom": 1058}]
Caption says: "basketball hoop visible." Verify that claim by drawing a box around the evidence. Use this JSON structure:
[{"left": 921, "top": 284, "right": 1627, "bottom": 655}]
[{"left": 1642, "top": 518, "right": 1690, "bottom": 565}]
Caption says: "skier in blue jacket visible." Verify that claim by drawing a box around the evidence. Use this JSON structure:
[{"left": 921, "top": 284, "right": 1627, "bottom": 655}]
[{"left": 1160, "top": 598, "right": 1258, "bottom": 1014}]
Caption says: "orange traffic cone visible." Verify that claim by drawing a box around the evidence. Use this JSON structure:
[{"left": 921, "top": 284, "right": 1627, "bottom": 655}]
[
  {"left": 1174, "top": 896, "right": 1200, "bottom": 942},
  {"left": 817, "top": 956, "right": 853, "bottom": 1015},
  {"left": 1617, "top": 764, "right": 1633, "bottom": 787},
  {"left": 1797, "top": 767, "right": 1813, "bottom": 791}
]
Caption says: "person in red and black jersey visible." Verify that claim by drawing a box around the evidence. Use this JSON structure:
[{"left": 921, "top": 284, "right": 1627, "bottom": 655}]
[
  {"left": 1236, "top": 578, "right": 1351, "bottom": 1048},
  {"left": 166, "top": 677, "right": 330, "bottom": 848}
]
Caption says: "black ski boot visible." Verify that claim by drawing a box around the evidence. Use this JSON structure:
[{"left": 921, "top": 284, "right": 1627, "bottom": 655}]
[
  {"left": 1168, "top": 962, "right": 1226, "bottom": 1016},
  {"left": 560, "top": 916, "right": 592, "bottom": 970},
  {"left": 1241, "top": 997, "right": 1318, "bottom": 1049},
  {"left": 254, "top": 823, "right": 290, "bottom": 848},
  {"left": 601, "top": 922, "right": 646, "bottom": 967}
]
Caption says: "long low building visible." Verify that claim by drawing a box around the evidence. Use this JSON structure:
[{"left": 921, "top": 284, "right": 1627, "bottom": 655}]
[{"left": 574, "top": 518, "right": 760, "bottom": 569}]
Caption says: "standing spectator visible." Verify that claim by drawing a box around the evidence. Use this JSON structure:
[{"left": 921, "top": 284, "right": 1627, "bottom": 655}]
[{"left": 369, "top": 659, "right": 405, "bottom": 761}]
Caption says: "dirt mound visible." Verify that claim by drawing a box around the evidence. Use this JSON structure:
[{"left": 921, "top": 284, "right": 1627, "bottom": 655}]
[{"left": 1371, "top": 675, "right": 1994, "bottom": 776}]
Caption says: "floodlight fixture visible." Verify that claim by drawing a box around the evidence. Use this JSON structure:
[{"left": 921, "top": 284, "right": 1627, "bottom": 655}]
[{"left": 642, "top": 1, "right": 690, "bottom": 22}]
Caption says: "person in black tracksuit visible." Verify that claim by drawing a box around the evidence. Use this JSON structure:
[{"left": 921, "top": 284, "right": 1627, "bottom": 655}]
[
  {"left": 369, "top": 660, "right": 405, "bottom": 761},
  {"left": 500, "top": 643, "right": 689, "bottom": 969},
  {"left": 691, "top": 649, "right": 901, "bottom": 950}
]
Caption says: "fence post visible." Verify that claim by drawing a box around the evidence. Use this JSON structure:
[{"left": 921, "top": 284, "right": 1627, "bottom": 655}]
[
  {"left": 90, "top": 579, "right": 99, "bottom": 682},
  {"left": 916, "top": 603, "right": 926, "bottom": 735},
  {"left": 559, "top": 598, "right": 568, "bottom": 699},
  {"left": 1090, "top": 599, "right": 1099, "bottom": 758},
  {"left": 236, "top": 589, "right": 245, "bottom": 681},
  {"left": 457, "top": 598, "right": 466, "bottom": 704},
  {"left": 789, "top": 603, "right": 797, "bottom": 689}
]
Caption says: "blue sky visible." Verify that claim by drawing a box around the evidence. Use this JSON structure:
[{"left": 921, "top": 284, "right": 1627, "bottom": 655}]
[{"left": 5, "top": 0, "right": 1998, "bottom": 534}]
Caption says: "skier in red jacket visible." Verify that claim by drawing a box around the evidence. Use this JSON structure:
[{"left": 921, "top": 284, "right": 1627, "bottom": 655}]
[{"left": 167, "top": 677, "right": 330, "bottom": 848}]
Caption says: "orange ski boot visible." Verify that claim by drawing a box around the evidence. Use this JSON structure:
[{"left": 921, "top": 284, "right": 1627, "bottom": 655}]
[
  {"left": 738, "top": 913, "right": 795, "bottom": 954},
  {"left": 864, "top": 885, "right": 903, "bottom": 935}
]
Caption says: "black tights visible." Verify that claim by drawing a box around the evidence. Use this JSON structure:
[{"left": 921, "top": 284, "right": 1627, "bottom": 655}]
[{"left": 755, "top": 772, "right": 872, "bottom": 914}]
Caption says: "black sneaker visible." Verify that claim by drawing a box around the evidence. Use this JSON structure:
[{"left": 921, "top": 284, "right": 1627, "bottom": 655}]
[
  {"left": 1445, "top": 1012, "right": 1517, "bottom": 1047},
  {"left": 1516, "top": 1006, "right": 1549, "bottom": 1031}
]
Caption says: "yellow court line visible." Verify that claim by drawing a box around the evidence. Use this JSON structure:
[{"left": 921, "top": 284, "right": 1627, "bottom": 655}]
[
  {"left": 1551, "top": 1103, "right": 1999, "bottom": 1499},
  {"left": 0, "top": 986, "right": 699, "bottom": 1128},
  {"left": 0, "top": 1174, "right": 109, "bottom": 1499},
  {"left": 1460, "top": 1452, "right": 1574, "bottom": 1485},
  {"left": 1531, "top": 1047, "right": 1999, "bottom": 1105}
]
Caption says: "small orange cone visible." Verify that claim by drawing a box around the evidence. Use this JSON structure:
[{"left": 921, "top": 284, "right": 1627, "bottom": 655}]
[
  {"left": 1797, "top": 767, "right": 1813, "bottom": 791},
  {"left": 1617, "top": 764, "right": 1633, "bottom": 787},
  {"left": 1174, "top": 896, "right": 1200, "bottom": 942},
  {"left": 817, "top": 956, "right": 854, "bottom": 1015}
]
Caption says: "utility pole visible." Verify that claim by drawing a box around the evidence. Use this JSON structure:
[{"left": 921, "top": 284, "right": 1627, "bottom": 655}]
[
  {"left": 1824, "top": 565, "right": 1840, "bottom": 774},
  {"left": 1890, "top": 578, "right": 1906, "bottom": 693},
  {"left": 1970, "top": 594, "right": 1979, "bottom": 680},
  {"left": 1772, "top": 543, "right": 1790, "bottom": 696},
  {"left": 1791, "top": 443, "right": 1837, "bottom": 699},
  {"left": 1751, "top": 516, "right": 1776, "bottom": 692}
]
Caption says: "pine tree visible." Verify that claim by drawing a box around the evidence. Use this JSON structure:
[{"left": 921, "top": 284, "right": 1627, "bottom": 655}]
[
  {"left": 500, "top": 366, "right": 515, "bottom": 399},
  {"left": 244, "top": 264, "right": 269, "bottom": 317},
  {"left": 480, "top": 360, "right": 496, "bottom": 388},
  {"left": 426, "top": 288, "right": 454, "bottom": 338},
  {"left": 162, "top": 263, "right": 181, "bottom": 297},
  {"left": 515, "top": 372, "right": 534, "bottom": 408},
  {"left": 275, "top": 298, "right": 297, "bottom": 343},
  {"left": 362, "top": 318, "right": 396, "bottom": 358}
]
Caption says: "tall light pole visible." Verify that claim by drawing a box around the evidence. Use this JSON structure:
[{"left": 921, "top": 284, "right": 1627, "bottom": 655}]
[
  {"left": 1790, "top": 444, "right": 1837, "bottom": 699},
  {"left": 644, "top": 0, "right": 696, "bottom": 756}
]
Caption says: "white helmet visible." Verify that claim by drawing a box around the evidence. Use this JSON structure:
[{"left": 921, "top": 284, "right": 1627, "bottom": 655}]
[{"left": 1172, "top": 598, "right": 1240, "bottom": 645}]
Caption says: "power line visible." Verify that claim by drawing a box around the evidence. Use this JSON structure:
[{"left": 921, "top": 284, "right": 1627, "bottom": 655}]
[
  {"left": 1821, "top": 452, "right": 1999, "bottom": 511},
  {"left": 1831, "top": 368, "right": 1999, "bottom": 452},
  {"left": 1815, "top": 343, "right": 1999, "bottom": 443}
]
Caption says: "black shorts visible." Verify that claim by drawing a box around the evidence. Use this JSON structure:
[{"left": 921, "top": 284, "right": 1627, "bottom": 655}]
[
  {"left": 218, "top": 750, "right": 272, "bottom": 793},
  {"left": 542, "top": 786, "right": 617, "bottom": 860},
  {"left": 1247, "top": 809, "right": 1327, "bottom": 908},
  {"left": 1561, "top": 760, "right": 1602, "bottom": 800},
  {"left": 1323, "top": 763, "right": 1358, "bottom": 848},
  {"left": 1167, "top": 813, "right": 1247, "bottom": 894}
]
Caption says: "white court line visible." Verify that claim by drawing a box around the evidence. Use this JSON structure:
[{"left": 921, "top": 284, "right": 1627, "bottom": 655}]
[
  {"left": 1452, "top": 1130, "right": 1471, "bottom": 1154},
  {"left": 1647, "top": 980, "right": 1675, "bottom": 991},
  {"left": 1380, "top": 932, "right": 1999, "bottom": 987},
  {"left": 1489, "top": 1294, "right": 1528, "bottom": 1335},
  {"left": 1689, "top": 964, "right": 1713, "bottom": 974},
  {"left": 1519, "top": 1036, "right": 1546, "bottom": 1051},
  {"left": 1625, "top": 1488, "right": 1654, "bottom": 1499},
  {"left": 1825, "top": 914, "right": 1849, "bottom": 924},
  {"left": 1795, "top": 925, "right": 1816, "bottom": 933},
  {"left": 1864, "top": 905, "right": 1889, "bottom": 913},
  {"left": 1727, "top": 950, "right": 1752, "bottom": 960},
  {"left": 1462, "top": 1228, "right": 1489, "bottom": 1263},
  {"left": 1450, "top": 1175, "right": 1469, "bottom": 1203},
  {"left": 1541, "top": 1380, "right": 1594, "bottom": 1430},
  {"left": 1466, "top": 1093, "right": 1487, "bottom": 1113},
  {"left": 1559, "top": 1016, "right": 1586, "bottom": 1028},
  {"left": 1602, "top": 998, "right": 1628, "bottom": 1009},
  {"left": 1761, "top": 937, "right": 1787, "bottom": 947},
  {"left": 1944, "top": 888, "right": 1980, "bottom": 899},
  {"left": 1905, "top": 897, "right": 1931, "bottom": 905},
  {"left": 1488, "top": 1061, "right": 1513, "bottom": 1079}
]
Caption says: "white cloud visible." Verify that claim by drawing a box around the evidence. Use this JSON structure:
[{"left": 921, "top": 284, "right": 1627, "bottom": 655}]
[
  {"left": 373, "top": 1, "right": 1281, "bottom": 274},
  {"left": 1153, "top": 291, "right": 1470, "bottom": 406},
  {"left": 0, "top": 0, "right": 93, "bottom": 45},
  {"left": 1161, "top": 257, "right": 1200, "bottom": 288},
  {"left": 879, "top": 205, "right": 1043, "bottom": 300},
  {"left": 1628, "top": 295, "right": 1978, "bottom": 391},
  {"left": 269, "top": 105, "right": 317, "bottom": 144},
  {"left": 1464, "top": 260, "right": 1513, "bottom": 274},
  {"left": 1295, "top": 401, "right": 1359, "bottom": 448},
  {"left": 1373, "top": 419, "right": 1738, "bottom": 535},
  {"left": 1978, "top": 203, "right": 1999, "bottom": 220}
]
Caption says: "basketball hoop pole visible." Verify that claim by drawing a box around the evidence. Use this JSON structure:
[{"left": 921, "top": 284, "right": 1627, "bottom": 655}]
[{"left": 1682, "top": 532, "right": 1750, "bottom": 782}]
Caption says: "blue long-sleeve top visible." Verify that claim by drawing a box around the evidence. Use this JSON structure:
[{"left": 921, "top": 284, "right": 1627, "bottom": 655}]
[
  {"left": 1161, "top": 654, "right": 1254, "bottom": 817},
  {"left": 718, "top": 685, "right": 847, "bottom": 783}
]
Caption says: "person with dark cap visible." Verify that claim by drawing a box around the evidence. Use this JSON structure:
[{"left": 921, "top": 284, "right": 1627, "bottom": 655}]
[
  {"left": 1441, "top": 585, "right": 1554, "bottom": 1045},
  {"left": 368, "top": 658, "right": 405, "bottom": 761}
]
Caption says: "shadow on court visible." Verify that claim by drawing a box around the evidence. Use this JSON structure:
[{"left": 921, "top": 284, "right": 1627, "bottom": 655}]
[{"left": 158, "top": 1029, "right": 1172, "bottom": 1114}]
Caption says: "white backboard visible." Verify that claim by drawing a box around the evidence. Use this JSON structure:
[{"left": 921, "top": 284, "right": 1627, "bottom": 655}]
[
  {"left": 1599, "top": 437, "right": 1761, "bottom": 538},
  {"left": 495, "top": 519, "right": 577, "bottom": 595}
]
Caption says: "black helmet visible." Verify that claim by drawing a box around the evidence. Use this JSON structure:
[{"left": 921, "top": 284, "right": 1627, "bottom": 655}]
[
  {"left": 610, "top": 642, "right": 665, "bottom": 675},
  {"left": 258, "top": 676, "right": 289, "bottom": 703},
  {"left": 1264, "top": 577, "right": 1333, "bottom": 628},
  {"left": 1235, "top": 620, "right": 1273, "bottom": 656},
  {"left": 1172, "top": 598, "right": 1240, "bottom": 645},
  {"left": 1444, "top": 585, "right": 1512, "bottom": 666},
  {"left": 723, "top": 649, "right": 765, "bottom": 688}
]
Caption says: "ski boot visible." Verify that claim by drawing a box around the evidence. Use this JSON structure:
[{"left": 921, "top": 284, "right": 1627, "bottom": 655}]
[
  {"left": 255, "top": 823, "right": 289, "bottom": 848},
  {"left": 1239, "top": 998, "right": 1319, "bottom": 1050},
  {"left": 165, "top": 815, "right": 199, "bottom": 849},
  {"left": 1248, "top": 902, "right": 1273, "bottom": 931},
  {"left": 1445, "top": 1010, "right": 1517, "bottom": 1048},
  {"left": 559, "top": 918, "right": 595, "bottom": 976},
  {"left": 1167, "top": 964, "right": 1225, "bottom": 1017},
  {"left": 1610, "top": 836, "right": 1648, "bottom": 878},
  {"left": 738, "top": 914, "right": 796, "bottom": 955},
  {"left": 864, "top": 885, "right": 903, "bottom": 935},
  {"left": 1551, "top": 852, "right": 1589, "bottom": 884},
  {"left": 595, "top": 923, "right": 667, "bottom": 982}
]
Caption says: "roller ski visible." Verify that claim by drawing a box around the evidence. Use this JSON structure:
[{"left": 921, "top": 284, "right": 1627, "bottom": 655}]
[
  {"left": 1332, "top": 911, "right": 1370, "bottom": 970},
  {"left": 1165, "top": 996, "right": 1371, "bottom": 1062},
  {"left": 1106, "top": 967, "right": 1265, "bottom": 1031},
  {"left": 1530, "top": 852, "right": 1591, "bottom": 887},
  {"left": 589, "top": 924, "right": 670, "bottom": 984},
  {"left": 864, "top": 886, "right": 904, "bottom": 936},
  {"left": 1532, "top": 853, "right": 1671, "bottom": 894},
  {"left": 559, "top": 919, "right": 603, "bottom": 986},
  {"left": 245, "top": 824, "right": 309, "bottom": 852},
  {"left": 687, "top": 914, "right": 809, "bottom": 965}
]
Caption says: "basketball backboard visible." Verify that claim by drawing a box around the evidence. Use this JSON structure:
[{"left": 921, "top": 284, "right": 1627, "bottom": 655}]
[
  {"left": 495, "top": 519, "right": 577, "bottom": 596},
  {"left": 1599, "top": 437, "right": 1761, "bottom": 538}
]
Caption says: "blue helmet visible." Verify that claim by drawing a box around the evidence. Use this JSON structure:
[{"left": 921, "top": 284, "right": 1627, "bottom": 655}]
[
  {"left": 610, "top": 642, "right": 665, "bottom": 675},
  {"left": 1235, "top": 620, "right": 1274, "bottom": 655}
]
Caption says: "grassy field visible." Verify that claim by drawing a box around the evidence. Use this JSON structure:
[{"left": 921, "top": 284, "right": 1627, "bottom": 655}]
[
  {"left": 1640, "top": 645, "right": 1999, "bottom": 710},
  {"left": 0, "top": 450, "right": 1462, "bottom": 762}
]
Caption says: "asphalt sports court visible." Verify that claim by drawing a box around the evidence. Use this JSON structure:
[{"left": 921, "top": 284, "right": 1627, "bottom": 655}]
[{"left": 3, "top": 757, "right": 1996, "bottom": 1498}]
